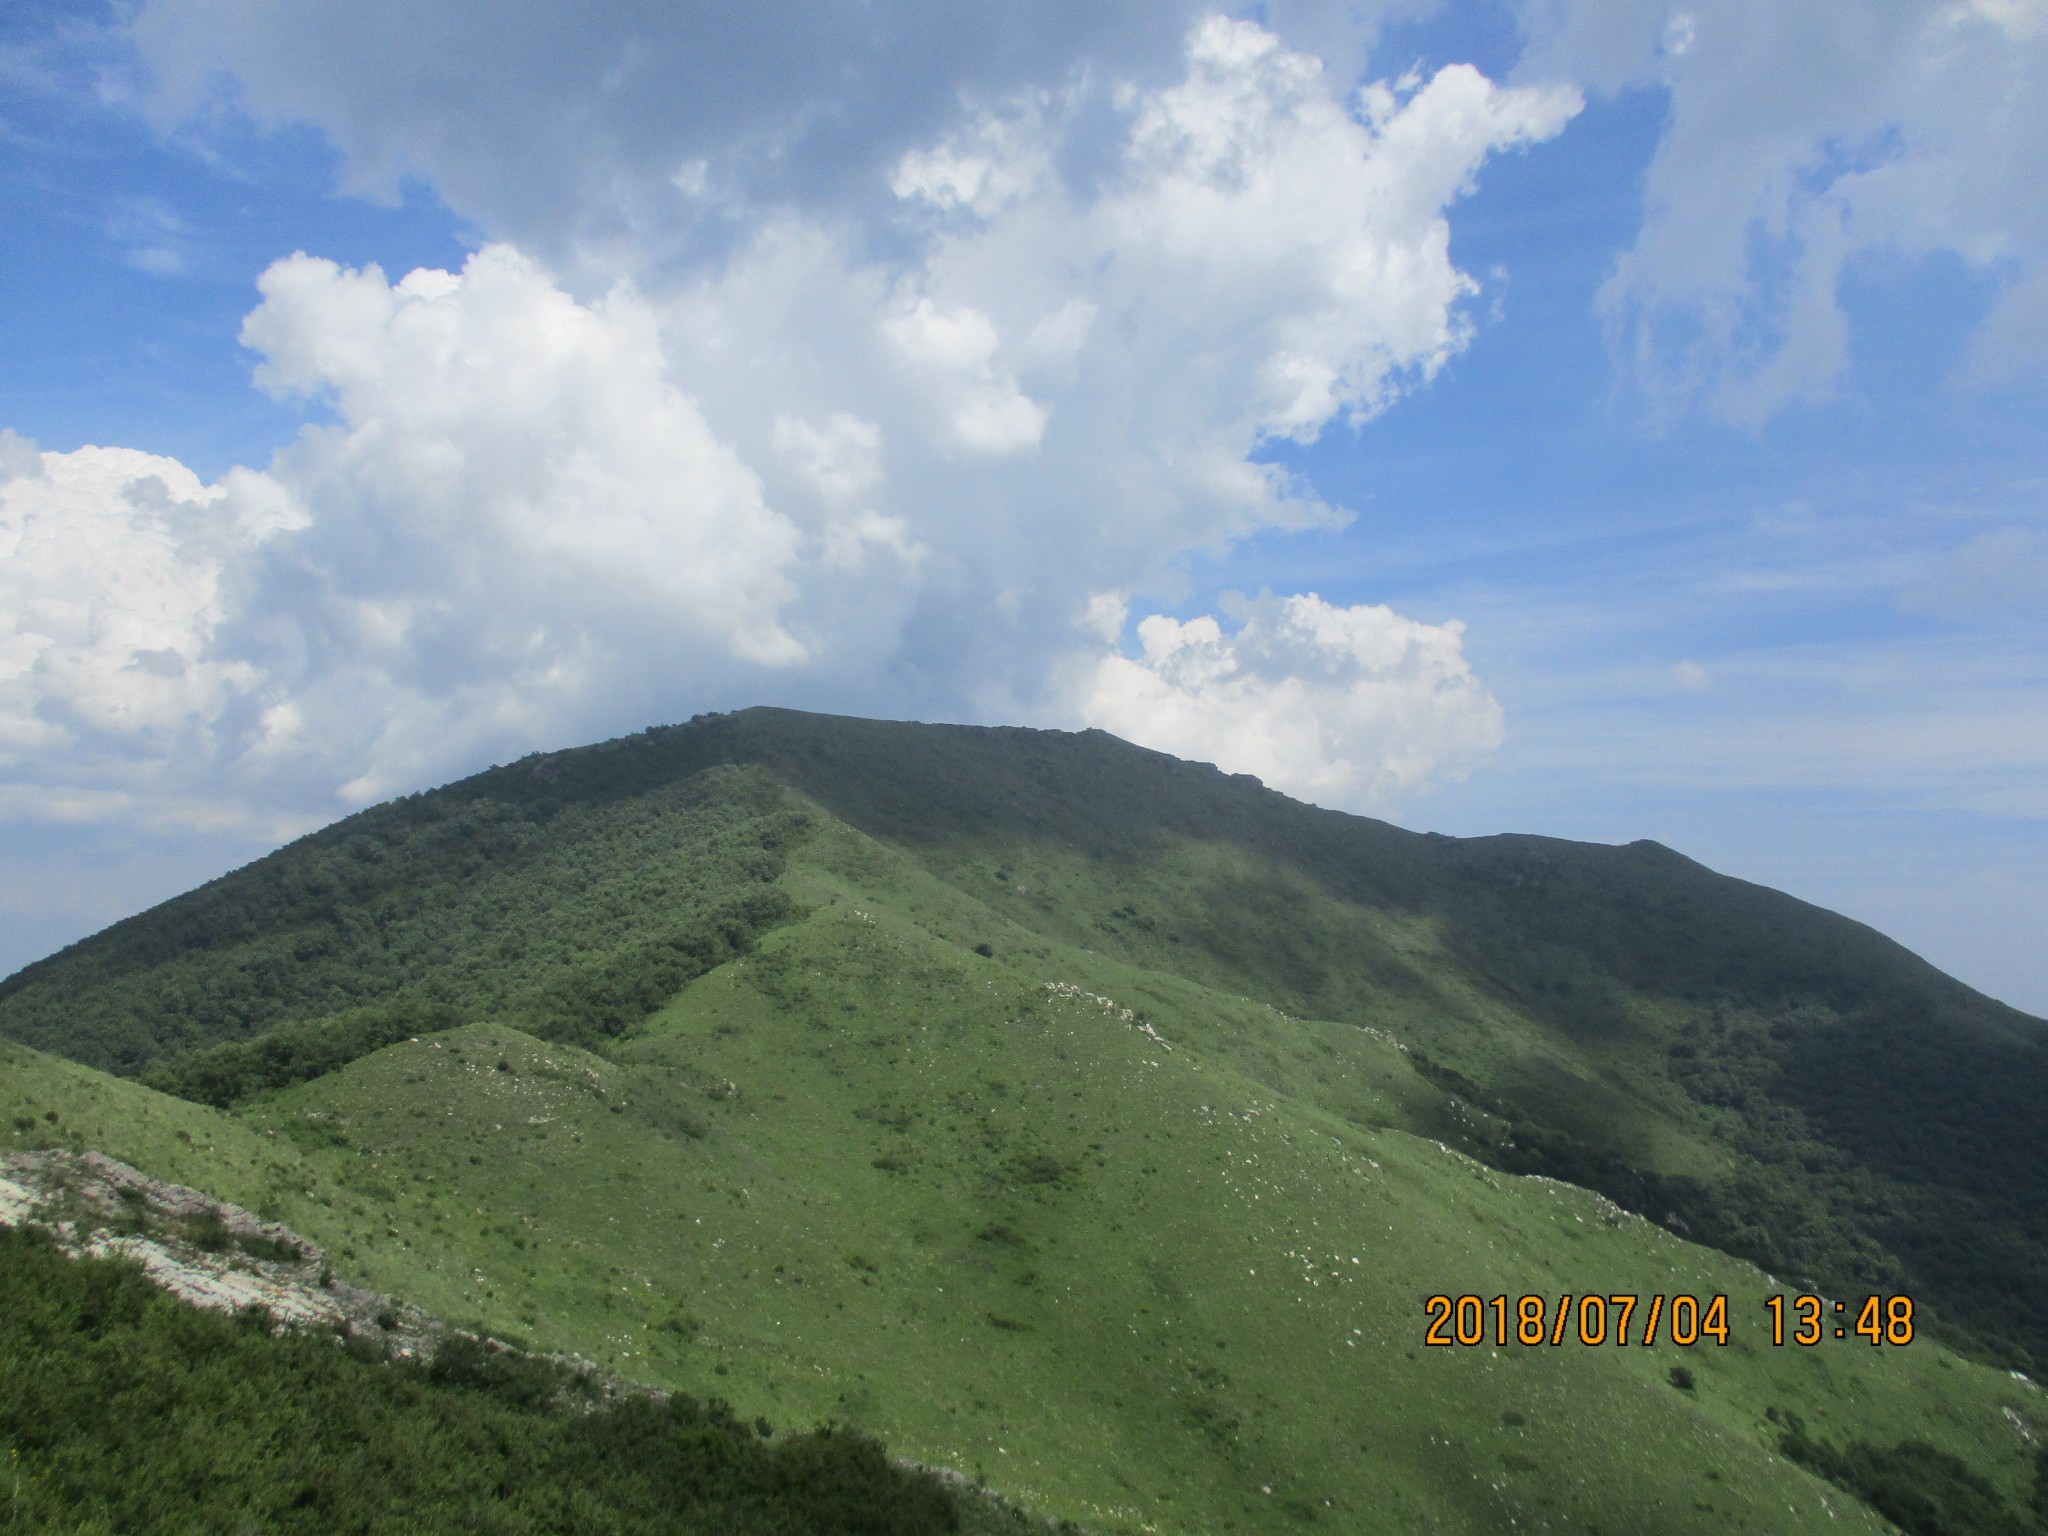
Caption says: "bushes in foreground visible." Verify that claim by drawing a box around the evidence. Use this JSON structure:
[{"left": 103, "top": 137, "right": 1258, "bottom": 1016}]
[{"left": 0, "top": 1226, "right": 964, "bottom": 1534}]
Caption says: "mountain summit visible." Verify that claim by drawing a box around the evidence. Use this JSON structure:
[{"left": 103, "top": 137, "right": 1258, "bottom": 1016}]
[{"left": 4, "top": 707, "right": 2043, "bottom": 1532}]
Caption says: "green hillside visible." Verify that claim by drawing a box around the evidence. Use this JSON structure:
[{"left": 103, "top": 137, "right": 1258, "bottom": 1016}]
[
  {"left": 0, "top": 1220, "right": 1021, "bottom": 1535},
  {"left": 3, "top": 707, "right": 2046, "bottom": 1533},
  {"left": 5, "top": 707, "right": 2043, "bottom": 1373},
  {"left": 7, "top": 874, "right": 2043, "bottom": 1533},
  {"left": 0, "top": 757, "right": 802, "bottom": 1070}
]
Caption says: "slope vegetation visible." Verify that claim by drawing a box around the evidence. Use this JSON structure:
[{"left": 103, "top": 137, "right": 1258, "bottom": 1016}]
[
  {"left": 2, "top": 774, "right": 2044, "bottom": 1532},
  {"left": 0, "top": 1219, "right": 1017, "bottom": 1535},
  {"left": 4, "top": 707, "right": 2043, "bottom": 1378},
  {"left": 0, "top": 758, "right": 801, "bottom": 1069}
]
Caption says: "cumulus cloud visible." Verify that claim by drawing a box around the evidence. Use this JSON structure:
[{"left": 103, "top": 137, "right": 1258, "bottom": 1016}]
[
  {"left": 603, "top": 21, "right": 1572, "bottom": 725},
  {"left": 1, "top": 248, "right": 822, "bottom": 817},
  {"left": 232, "top": 244, "right": 838, "bottom": 802},
  {"left": 4, "top": 17, "right": 1568, "bottom": 827},
  {"left": 1076, "top": 593, "right": 1506, "bottom": 807},
  {"left": 1515, "top": 0, "right": 2048, "bottom": 419},
  {"left": 125, "top": 0, "right": 1201, "bottom": 267},
  {"left": 0, "top": 439, "right": 291, "bottom": 767},
  {"left": 882, "top": 296, "right": 1051, "bottom": 455},
  {"left": 664, "top": 22, "right": 1576, "bottom": 691},
  {"left": 124, "top": 0, "right": 1444, "bottom": 269},
  {"left": 243, "top": 245, "right": 809, "bottom": 670}
]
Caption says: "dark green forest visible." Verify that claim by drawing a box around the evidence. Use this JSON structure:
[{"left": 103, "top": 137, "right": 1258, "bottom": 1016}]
[
  {"left": 0, "top": 758, "right": 802, "bottom": 1070},
  {"left": 139, "top": 1001, "right": 471, "bottom": 1108}
]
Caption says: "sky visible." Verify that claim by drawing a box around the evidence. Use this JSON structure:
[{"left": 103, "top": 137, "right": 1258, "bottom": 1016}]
[{"left": 2, "top": 0, "right": 2044, "bottom": 1014}]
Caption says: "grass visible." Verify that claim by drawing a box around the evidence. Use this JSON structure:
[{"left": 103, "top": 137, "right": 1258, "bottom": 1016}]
[
  {"left": 0, "top": 1224, "right": 1031, "bottom": 1535},
  {"left": 6, "top": 806, "right": 2042, "bottom": 1534},
  {"left": 12, "top": 706, "right": 2042, "bottom": 1378}
]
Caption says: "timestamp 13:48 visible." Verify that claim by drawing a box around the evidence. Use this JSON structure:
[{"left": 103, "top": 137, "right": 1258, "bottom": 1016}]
[
  {"left": 1767, "top": 1293, "right": 1915, "bottom": 1346},
  {"left": 1422, "top": 1292, "right": 1916, "bottom": 1348}
]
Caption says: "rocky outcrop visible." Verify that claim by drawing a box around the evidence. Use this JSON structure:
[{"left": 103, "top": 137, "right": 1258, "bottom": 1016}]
[{"left": 0, "top": 1149, "right": 439, "bottom": 1354}]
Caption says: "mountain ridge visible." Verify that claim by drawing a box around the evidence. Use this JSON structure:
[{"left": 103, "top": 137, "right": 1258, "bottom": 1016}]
[
  {"left": 3, "top": 715, "right": 2045, "bottom": 1533},
  {"left": 10, "top": 705, "right": 2030, "bottom": 1059},
  {"left": 5, "top": 706, "right": 2044, "bottom": 1377}
]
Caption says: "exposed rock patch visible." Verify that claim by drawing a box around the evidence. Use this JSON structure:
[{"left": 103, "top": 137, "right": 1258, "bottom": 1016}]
[{"left": 4, "top": 1149, "right": 436, "bottom": 1361}]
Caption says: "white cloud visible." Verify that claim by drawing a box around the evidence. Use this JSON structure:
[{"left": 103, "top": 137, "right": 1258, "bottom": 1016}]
[
  {"left": 242, "top": 245, "right": 808, "bottom": 668},
  {"left": 1081, "top": 590, "right": 1131, "bottom": 644},
  {"left": 4, "top": 19, "right": 1562, "bottom": 829},
  {"left": 1517, "top": 0, "right": 2048, "bottom": 419},
  {"left": 232, "top": 244, "right": 833, "bottom": 803},
  {"left": 881, "top": 295, "right": 1050, "bottom": 455},
  {"left": 770, "top": 414, "right": 921, "bottom": 571},
  {"left": 0, "top": 440, "right": 290, "bottom": 764},
  {"left": 772, "top": 413, "right": 883, "bottom": 507},
  {"left": 1083, "top": 29, "right": 1579, "bottom": 441},
  {"left": 1, "top": 246, "right": 825, "bottom": 817},
  {"left": 1075, "top": 593, "right": 1506, "bottom": 807},
  {"left": 650, "top": 21, "right": 1569, "bottom": 718}
]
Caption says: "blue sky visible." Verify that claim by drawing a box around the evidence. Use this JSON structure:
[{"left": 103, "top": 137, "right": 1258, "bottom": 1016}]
[{"left": 3, "top": 0, "right": 2045, "bottom": 1012}]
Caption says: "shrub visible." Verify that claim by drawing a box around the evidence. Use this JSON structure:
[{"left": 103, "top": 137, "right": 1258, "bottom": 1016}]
[{"left": 0, "top": 1226, "right": 973, "bottom": 1534}]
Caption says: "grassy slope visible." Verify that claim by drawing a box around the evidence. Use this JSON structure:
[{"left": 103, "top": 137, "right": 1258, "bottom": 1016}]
[
  {"left": 0, "top": 1225, "right": 1000, "bottom": 1536},
  {"left": 701, "top": 710, "right": 2048, "bottom": 1372},
  {"left": 5, "top": 812, "right": 2040, "bottom": 1535},
  {"left": 6, "top": 708, "right": 2043, "bottom": 1375}
]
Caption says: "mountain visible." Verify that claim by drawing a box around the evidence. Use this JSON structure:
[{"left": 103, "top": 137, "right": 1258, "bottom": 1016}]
[{"left": 3, "top": 706, "right": 2045, "bottom": 1534}]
